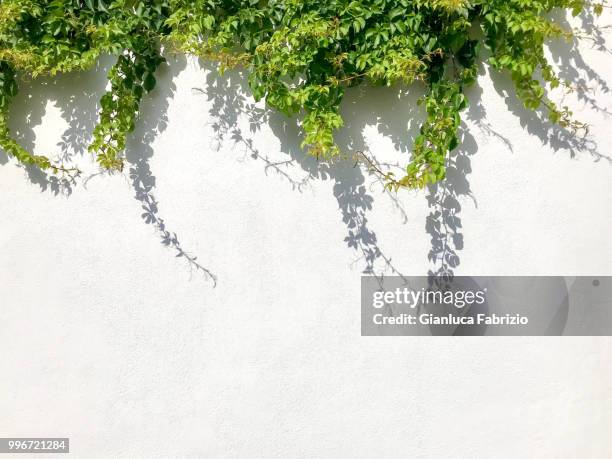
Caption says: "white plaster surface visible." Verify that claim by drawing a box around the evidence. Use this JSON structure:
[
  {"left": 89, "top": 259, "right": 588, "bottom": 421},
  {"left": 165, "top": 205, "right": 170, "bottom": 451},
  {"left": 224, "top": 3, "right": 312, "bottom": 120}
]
[{"left": 1, "top": 16, "right": 612, "bottom": 458}]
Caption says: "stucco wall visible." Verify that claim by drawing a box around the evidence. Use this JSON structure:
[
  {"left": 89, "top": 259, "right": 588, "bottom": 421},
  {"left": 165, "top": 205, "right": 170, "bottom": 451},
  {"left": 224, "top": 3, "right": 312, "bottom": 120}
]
[{"left": 1, "top": 15, "right": 612, "bottom": 457}]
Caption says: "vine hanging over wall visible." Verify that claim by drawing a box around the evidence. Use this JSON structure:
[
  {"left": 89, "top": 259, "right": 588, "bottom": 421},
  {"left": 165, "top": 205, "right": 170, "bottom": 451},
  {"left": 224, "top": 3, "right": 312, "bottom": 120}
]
[{"left": 0, "top": 0, "right": 608, "bottom": 189}]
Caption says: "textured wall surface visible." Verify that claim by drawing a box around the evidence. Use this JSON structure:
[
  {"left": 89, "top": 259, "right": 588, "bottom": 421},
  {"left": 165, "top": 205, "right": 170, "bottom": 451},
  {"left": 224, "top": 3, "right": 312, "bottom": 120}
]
[{"left": 1, "top": 18, "right": 612, "bottom": 458}]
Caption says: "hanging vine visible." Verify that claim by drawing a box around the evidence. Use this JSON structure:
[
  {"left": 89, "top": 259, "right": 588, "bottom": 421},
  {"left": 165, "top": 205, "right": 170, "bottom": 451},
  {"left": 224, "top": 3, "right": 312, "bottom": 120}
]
[{"left": 0, "top": 0, "right": 608, "bottom": 189}]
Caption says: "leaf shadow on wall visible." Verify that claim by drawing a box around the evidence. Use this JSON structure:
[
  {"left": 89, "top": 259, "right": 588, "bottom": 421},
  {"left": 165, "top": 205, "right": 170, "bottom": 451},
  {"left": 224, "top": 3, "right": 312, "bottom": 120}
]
[
  {"left": 197, "top": 67, "right": 473, "bottom": 280},
  {"left": 2, "top": 56, "right": 115, "bottom": 194},
  {"left": 491, "top": 11, "right": 611, "bottom": 163},
  {"left": 2, "top": 17, "right": 610, "bottom": 284},
  {"left": 123, "top": 55, "right": 217, "bottom": 285},
  {"left": 198, "top": 59, "right": 511, "bottom": 279},
  {"left": 196, "top": 22, "right": 611, "bottom": 280},
  {"left": 1, "top": 54, "right": 217, "bottom": 285},
  {"left": 429, "top": 22, "right": 612, "bottom": 279},
  {"left": 198, "top": 65, "right": 428, "bottom": 280}
]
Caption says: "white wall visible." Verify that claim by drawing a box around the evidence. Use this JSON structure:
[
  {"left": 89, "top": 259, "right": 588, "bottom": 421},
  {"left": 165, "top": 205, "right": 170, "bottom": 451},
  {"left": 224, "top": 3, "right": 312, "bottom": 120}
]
[{"left": 1, "top": 15, "right": 612, "bottom": 457}]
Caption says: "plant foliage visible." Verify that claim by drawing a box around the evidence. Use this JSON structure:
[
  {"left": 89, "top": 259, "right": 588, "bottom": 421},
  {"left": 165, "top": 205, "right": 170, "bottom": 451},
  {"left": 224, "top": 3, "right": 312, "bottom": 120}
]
[{"left": 0, "top": 0, "right": 608, "bottom": 188}]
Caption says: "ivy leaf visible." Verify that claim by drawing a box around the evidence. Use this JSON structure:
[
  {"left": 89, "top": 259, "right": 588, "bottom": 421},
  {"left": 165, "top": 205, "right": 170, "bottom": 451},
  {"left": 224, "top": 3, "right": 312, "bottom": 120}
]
[{"left": 143, "top": 72, "right": 156, "bottom": 92}]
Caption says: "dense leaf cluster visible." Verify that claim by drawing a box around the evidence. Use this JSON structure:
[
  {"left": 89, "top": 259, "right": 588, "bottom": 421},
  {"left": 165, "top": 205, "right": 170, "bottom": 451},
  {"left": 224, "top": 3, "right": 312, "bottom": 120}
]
[{"left": 0, "top": 0, "right": 607, "bottom": 188}]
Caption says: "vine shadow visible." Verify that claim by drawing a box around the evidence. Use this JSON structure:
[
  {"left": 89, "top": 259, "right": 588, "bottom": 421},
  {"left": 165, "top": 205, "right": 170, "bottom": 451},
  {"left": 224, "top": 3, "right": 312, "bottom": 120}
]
[
  {"left": 490, "top": 14, "right": 612, "bottom": 163},
  {"left": 1, "top": 53, "right": 216, "bottom": 284},
  {"left": 427, "top": 16, "right": 612, "bottom": 279},
  {"left": 1, "top": 56, "right": 114, "bottom": 194},
  {"left": 197, "top": 61, "right": 497, "bottom": 279},
  {"left": 425, "top": 62, "right": 504, "bottom": 279},
  {"left": 425, "top": 128, "right": 478, "bottom": 279},
  {"left": 3, "top": 15, "right": 609, "bottom": 283},
  {"left": 122, "top": 54, "right": 217, "bottom": 285},
  {"left": 198, "top": 63, "right": 426, "bottom": 279}
]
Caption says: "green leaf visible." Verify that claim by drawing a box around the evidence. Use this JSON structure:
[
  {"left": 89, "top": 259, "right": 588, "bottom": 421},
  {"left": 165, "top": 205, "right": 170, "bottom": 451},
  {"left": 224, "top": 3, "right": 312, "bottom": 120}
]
[{"left": 143, "top": 72, "right": 156, "bottom": 92}]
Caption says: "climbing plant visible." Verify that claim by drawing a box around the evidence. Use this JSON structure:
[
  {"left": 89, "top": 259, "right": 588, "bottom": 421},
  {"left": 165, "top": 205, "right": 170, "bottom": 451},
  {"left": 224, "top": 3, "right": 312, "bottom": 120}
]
[{"left": 0, "top": 0, "right": 608, "bottom": 188}]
